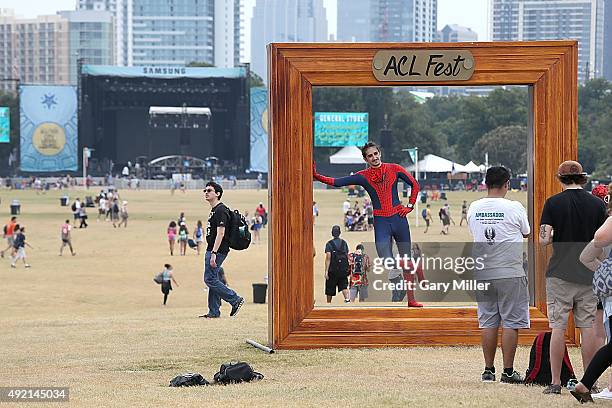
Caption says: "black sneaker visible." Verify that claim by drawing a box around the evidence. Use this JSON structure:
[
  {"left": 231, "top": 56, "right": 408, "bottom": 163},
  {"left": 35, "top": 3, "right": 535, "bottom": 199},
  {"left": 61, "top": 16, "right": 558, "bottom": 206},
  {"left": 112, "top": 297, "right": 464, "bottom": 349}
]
[
  {"left": 198, "top": 313, "right": 219, "bottom": 318},
  {"left": 500, "top": 371, "right": 524, "bottom": 384},
  {"left": 543, "top": 384, "right": 562, "bottom": 395},
  {"left": 481, "top": 370, "right": 496, "bottom": 382},
  {"left": 230, "top": 298, "right": 244, "bottom": 317}
]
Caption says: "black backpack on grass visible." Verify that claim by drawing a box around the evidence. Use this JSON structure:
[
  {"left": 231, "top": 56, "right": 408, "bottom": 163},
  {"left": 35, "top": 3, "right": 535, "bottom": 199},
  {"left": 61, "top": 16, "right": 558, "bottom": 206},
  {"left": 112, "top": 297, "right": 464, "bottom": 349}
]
[
  {"left": 213, "top": 362, "right": 264, "bottom": 384},
  {"left": 169, "top": 372, "right": 210, "bottom": 387},
  {"left": 227, "top": 209, "right": 251, "bottom": 250},
  {"left": 524, "top": 332, "right": 576, "bottom": 386}
]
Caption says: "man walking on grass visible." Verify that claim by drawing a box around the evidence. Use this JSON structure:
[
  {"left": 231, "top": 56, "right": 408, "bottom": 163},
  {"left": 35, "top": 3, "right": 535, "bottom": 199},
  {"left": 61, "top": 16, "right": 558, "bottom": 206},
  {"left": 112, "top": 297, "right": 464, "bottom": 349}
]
[
  {"left": 539, "top": 160, "right": 607, "bottom": 395},
  {"left": 468, "top": 166, "right": 531, "bottom": 384},
  {"left": 59, "top": 220, "right": 76, "bottom": 256},
  {"left": 198, "top": 181, "right": 244, "bottom": 319},
  {"left": 324, "top": 225, "right": 350, "bottom": 303},
  {"left": 1, "top": 216, "right": 17, "bottom": 258}
]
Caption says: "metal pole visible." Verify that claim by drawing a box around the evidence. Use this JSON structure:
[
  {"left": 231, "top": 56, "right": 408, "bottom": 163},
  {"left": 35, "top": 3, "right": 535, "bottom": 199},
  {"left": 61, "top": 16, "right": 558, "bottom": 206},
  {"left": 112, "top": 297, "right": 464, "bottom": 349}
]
[
  {"left": 83, "top": 147, "right": 87, "bottom": 190},
  {"left": 246, "top": 339, "right": 274, "bottom": 354}
]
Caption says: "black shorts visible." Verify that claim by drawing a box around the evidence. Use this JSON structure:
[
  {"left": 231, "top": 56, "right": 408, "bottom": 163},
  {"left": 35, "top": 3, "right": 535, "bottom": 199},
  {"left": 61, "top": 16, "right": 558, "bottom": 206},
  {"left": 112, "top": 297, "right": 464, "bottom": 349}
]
[
  {"left": 161, "top": 281, "right": 172, "bottom": 294},
  {"left": 325, "top": 273, "right": 348, "bottom": 296}
]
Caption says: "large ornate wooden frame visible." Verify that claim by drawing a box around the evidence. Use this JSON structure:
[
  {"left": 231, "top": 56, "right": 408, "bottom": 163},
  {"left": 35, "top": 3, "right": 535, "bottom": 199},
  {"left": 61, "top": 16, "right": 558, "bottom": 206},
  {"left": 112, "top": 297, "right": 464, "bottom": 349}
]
[{"left": 268, "top": 41, "right": 578, "bottom": 349}]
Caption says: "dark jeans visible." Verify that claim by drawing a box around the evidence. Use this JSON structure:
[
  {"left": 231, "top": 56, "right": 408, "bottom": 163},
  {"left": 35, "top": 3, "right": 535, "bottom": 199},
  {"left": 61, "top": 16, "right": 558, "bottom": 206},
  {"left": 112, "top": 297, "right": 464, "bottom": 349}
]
[{"left": 203, "top": 251, "right": 240, "bottom": 317}]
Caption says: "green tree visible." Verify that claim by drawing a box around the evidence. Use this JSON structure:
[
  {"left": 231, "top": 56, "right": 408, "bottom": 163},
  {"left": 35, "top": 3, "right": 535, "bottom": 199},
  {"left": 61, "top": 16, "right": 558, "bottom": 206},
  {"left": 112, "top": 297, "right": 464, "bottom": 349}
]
[
  {"left": 473, "top": 125, "right": 528, "bottom": 174},
  {"left": 578, "top": 79, "right": 612, "bottom": 176},
  {"left": 248, "top": 71, "right": 265, "bottom": 88}
]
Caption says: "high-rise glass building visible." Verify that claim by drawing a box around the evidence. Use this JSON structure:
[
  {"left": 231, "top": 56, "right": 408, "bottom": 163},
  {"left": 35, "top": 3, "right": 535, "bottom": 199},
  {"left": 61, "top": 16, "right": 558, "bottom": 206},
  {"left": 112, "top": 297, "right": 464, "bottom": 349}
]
[
  {"left": 436, "top": 24, "right": 478, "bottom": 42},
  {"left": 0, "top": 9, "right": 114, "bottom": 89},
  {"left": 78, "top": 0, "right": 243, "bottom": 67},
  {"left": 489, "top": 0, "right": 605, "bottom": 82},
  {"left": 337, "top": 0, "right": 437, "bottom": 42},
  {"left": 336, "top": 0, "right": 371, "bottom": 42},
  {"left": 59, "top": 10, "right": 115, "bottom": 84},
  {"left": 250, "top": 0, "right": 328, "bottom": 81},
  {"left": 603, "top": 0, "right": 612, "bottom": 80}
]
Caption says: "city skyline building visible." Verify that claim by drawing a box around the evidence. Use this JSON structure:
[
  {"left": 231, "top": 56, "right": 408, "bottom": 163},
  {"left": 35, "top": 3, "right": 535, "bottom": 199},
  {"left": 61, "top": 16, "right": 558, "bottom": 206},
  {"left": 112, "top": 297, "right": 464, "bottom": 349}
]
[
  {"left": 489, "top": 0, "right": 606, "bottom": 82},
  {"left": 78, "top": 0, "right": 244, "bottom": 68},
  {"left": 604, "top": 0, "right": 611, "bottom": 80},
  {"left": 58, "top": 10, "right": 115, "bottom": 83},
  {"left": 436, "top": 23, "right": 478, "bottom": 42},
  {"left": 250, "top": 0, "right": 328, "bottom": 81},
  {"left": 336, "top": 0, "right": 371, "bottom": 41},
  {"left": 337, "top": 0, "right": 437, "bottom": 43},
  {"left": 0, "top": 10, "right": 69, "bottom": 90},
  {"left": 0, "top": 8, "right": 113, "bottom": 90}
]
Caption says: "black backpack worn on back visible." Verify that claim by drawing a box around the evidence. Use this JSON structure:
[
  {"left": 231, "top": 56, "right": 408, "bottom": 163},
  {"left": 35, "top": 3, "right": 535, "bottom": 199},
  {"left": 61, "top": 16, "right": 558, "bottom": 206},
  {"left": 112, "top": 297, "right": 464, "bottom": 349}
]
[
  {"left": 328, "top": 240, "right": 349, "bottom": 276},
  {"left": 213, "top": 362, "right": 264, "bottom": 384},
  {"left": 524, "top": 331, "right": 576, "bottom": 386},
  {"left": 169, "top": 372, "right": 210, "bottom": 387},
  {"left": 227, "top": 209, "right": 251, "bottom": 250}
]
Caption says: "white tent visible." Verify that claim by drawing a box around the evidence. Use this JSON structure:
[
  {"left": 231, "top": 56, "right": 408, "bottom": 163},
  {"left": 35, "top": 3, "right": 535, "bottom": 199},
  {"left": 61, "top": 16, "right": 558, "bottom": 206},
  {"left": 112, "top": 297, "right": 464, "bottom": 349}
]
[
  {"left": 329, "top": 146, "right": 365, "bottom": 164},
  {"left": 405, "top": 154, "right": 469, "bottom": 173},
  {"left": 463, "top": 161, "right": 483, "bottom": 173}
]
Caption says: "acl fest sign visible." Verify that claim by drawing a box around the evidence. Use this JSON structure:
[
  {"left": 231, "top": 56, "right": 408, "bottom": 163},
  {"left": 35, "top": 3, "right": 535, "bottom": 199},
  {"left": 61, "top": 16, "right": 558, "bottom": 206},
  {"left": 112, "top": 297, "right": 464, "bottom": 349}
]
[{"left": 372, "top": 50, "right": 475, "bottom": 81}]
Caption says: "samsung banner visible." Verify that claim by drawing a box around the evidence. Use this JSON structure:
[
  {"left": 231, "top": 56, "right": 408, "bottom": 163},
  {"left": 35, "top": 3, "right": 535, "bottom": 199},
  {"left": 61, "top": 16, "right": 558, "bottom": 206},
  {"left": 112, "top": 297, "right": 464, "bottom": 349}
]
[
  {"left": 314, "top": 112, "right": 368, "bottom": 147},
  {"left": 250, "top": 87, "right": 268, "bottom": 173},
  {"left": 82, "top": 65, "right": 247, "bottom": 79},
  {"left": 20, "top": 85, "right": 78, "bottom": 172},
  {"left": 0, "top": 107, "right": 9, "bottom": 143}
]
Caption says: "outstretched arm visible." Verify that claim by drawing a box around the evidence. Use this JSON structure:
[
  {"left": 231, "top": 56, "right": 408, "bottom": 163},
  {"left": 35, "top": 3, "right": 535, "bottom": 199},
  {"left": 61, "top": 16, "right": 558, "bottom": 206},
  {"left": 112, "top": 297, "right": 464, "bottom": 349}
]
[
  {"left": 594, "top": 217, "right": 612, "bottom": 249},
  {"left": 313, "top": 162, "right": 364, "bottom": 187}
]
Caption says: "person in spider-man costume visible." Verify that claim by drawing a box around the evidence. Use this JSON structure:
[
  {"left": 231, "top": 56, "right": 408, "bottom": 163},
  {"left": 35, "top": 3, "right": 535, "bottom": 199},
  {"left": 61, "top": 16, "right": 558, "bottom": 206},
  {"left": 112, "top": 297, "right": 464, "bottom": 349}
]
[{"left": 313, "top": 141, "right": 425, "bottom": 307}]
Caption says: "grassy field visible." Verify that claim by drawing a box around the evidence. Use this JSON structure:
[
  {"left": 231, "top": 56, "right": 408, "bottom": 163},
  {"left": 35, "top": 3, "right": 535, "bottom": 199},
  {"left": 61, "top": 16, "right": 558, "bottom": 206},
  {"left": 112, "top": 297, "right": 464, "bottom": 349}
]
[{"left": 0, "top": 187, "right": 602, "bottom": 407}]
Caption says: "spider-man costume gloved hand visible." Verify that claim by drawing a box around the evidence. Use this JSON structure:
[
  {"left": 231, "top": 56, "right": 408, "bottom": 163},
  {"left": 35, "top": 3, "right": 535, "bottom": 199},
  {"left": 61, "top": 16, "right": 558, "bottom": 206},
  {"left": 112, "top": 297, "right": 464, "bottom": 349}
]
[
  {"left": 397, "top": 205, "right": 413, "bottom": 217},
  {"left": 313, "top": 161, "right": 334, "bottom": 184}
]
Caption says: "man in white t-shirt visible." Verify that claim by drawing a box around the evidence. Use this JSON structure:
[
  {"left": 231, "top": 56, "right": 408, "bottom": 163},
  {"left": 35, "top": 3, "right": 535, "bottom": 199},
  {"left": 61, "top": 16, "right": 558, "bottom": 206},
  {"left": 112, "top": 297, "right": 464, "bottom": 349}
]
[
  {"left": 98, "top": 196, "right": 107, "bottom": 221},
  {"left": 467, "top": 166, "right": 530, "bottom": 384},
  {"left": 342, "top": 199, "right": 351, "bottom": 215}
]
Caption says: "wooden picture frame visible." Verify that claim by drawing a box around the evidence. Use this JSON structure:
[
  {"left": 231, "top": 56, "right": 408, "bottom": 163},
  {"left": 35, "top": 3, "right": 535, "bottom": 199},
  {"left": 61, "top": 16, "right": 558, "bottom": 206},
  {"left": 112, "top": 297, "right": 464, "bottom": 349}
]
[{"left": 267, "top": 41, "right": 578, "bottom": 349}]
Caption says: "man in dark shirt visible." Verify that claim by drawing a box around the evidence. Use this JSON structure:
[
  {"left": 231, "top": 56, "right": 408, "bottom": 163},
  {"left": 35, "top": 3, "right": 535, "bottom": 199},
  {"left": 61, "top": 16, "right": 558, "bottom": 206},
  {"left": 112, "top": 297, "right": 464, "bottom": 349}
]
[
  {"left": 198, "top": 181, "right": 244, "bottom": 318},
  {"left": 539, "top": 160, "right": 608, "bottom": 394},
  {"left": 324, "top": 225, "right": 350, "bottom": 303}
]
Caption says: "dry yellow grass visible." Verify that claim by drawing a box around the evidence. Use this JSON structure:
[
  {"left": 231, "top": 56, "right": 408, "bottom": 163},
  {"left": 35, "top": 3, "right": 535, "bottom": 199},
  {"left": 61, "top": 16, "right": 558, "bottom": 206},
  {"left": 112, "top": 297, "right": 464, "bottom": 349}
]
[{"left": 0, "top": 187, "right": 601, "bottom": 407}]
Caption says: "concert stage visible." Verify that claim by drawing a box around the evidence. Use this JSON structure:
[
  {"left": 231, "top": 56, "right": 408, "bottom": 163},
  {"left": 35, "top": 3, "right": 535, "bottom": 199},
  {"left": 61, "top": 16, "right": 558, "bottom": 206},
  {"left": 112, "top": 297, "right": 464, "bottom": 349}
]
[{"left": 78, "top": 65, "right": 250, "bottom": 173}]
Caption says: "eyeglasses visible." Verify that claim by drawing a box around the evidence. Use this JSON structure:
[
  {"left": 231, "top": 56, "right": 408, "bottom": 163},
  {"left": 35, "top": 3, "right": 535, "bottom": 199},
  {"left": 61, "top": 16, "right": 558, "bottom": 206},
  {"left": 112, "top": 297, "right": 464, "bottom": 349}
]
[{"left": 204, "top": 188, "right": 215, "bottom": 193}]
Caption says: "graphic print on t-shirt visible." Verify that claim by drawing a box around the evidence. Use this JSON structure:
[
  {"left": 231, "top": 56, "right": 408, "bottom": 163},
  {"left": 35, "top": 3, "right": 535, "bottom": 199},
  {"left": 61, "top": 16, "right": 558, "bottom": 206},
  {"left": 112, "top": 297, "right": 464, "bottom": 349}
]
[{"left": 484, "top": 226, "right": 496, "bottom": 245}]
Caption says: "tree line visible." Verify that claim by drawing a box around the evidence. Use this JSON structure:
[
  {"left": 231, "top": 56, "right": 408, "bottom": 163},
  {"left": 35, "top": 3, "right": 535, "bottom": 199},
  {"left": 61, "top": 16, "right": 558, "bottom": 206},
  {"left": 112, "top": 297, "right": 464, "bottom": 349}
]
[{"left": 313, "top": 79, "right": 611, "bottom": 178}]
